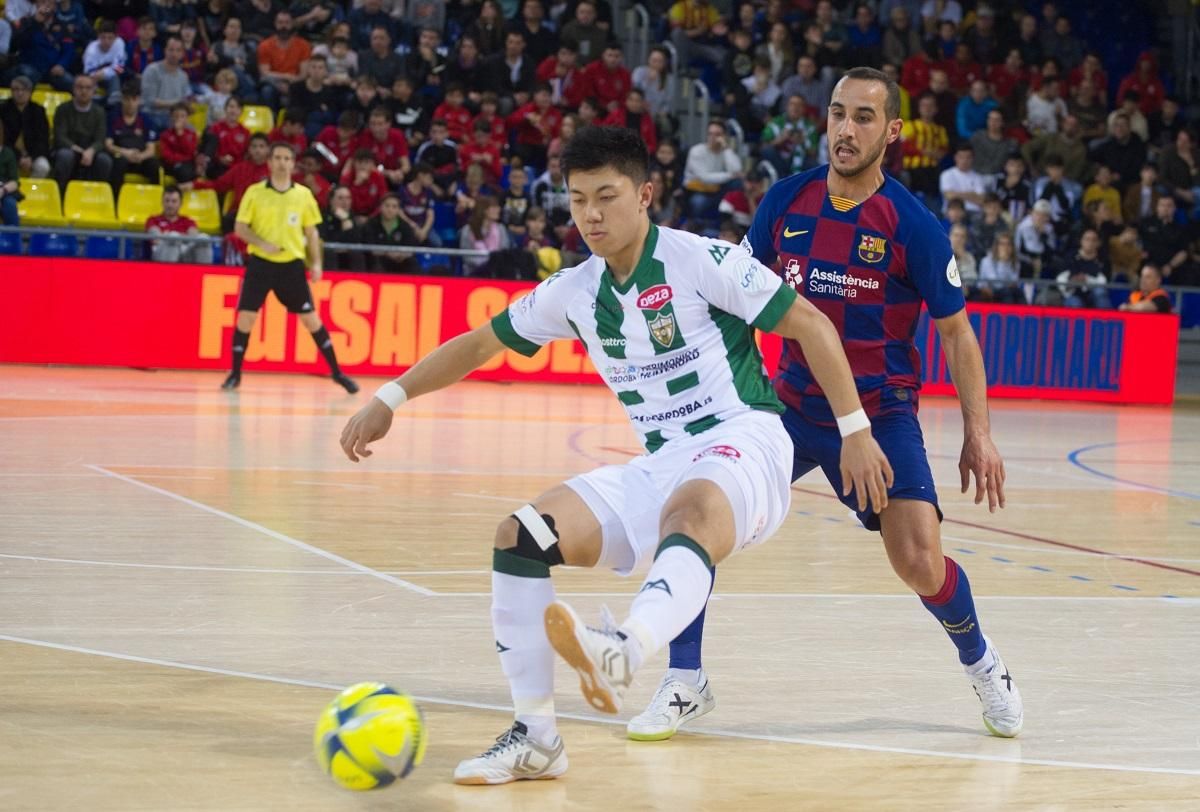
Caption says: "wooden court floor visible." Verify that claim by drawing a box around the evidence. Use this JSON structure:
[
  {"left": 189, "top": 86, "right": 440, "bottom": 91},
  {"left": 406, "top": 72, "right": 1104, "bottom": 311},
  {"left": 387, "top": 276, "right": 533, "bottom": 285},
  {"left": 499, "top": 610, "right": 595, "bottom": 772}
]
[{"left": 1, "top": 365, "right": 1197, "bottom": 811}]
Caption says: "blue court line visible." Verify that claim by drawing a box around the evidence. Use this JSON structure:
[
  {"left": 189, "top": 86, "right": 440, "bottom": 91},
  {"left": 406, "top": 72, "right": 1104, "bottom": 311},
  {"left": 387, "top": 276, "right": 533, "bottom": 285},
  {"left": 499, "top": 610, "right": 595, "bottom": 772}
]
[
  {"left": 1112, "top": 584, "right": 1139, "bottom": 591},
  {"left": 1070, "top": 574, "right": 1093, "bottom": 582},
  {"left": 954, "top": 547, "right": 975, "bottom": 555},
  {"left": 991, "top": 556, "right": 1013, "bottom": 563},
  {"left": 1066, "top": 441, "right": 1200, "bottom": 501},
  {"left": 1028, "top": 565, "right": 1053, "bottom": 572}
]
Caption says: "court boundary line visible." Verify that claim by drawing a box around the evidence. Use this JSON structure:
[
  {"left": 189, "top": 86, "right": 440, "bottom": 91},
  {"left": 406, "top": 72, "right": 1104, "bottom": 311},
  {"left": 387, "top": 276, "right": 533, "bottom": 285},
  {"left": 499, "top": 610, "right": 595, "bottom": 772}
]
[
  {"left": 83, "top": 464, "right": 435, "bottom": 596},
  {"left": 1066, "top": 440, "right": 1200, "bottom": 501},
  {"left": 1, "top": 634, "right": 1196, "bottom": 778}
]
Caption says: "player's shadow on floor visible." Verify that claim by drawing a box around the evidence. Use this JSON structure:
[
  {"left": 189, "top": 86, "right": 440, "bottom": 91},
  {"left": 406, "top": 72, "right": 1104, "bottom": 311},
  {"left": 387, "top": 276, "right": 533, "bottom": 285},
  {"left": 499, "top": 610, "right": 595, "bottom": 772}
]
[{"left": 678, "top": 717, "right": 981, "bottom": 739}]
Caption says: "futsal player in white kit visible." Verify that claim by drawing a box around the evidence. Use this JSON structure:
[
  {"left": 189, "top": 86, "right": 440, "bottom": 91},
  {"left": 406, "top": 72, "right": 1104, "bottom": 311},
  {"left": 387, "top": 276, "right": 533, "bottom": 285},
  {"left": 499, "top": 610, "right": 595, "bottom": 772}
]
[{"left": 339, "top": 126, "right": 894, "bottom": 784}]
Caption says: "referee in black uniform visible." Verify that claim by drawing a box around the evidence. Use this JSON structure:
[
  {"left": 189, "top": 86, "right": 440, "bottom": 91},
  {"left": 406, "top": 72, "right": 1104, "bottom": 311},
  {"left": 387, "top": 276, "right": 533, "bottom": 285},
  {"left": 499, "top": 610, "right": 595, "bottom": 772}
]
[{"left": 222, "top": 142, "right": 359, "bottom": 393}]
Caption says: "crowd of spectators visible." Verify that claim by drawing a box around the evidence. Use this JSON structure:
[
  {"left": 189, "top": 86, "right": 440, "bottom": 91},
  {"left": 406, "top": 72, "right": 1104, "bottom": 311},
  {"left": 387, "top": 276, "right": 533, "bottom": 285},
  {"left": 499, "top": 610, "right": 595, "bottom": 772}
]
[{"left": 0, "top": 0, "right": 1189, "bottom": 306}]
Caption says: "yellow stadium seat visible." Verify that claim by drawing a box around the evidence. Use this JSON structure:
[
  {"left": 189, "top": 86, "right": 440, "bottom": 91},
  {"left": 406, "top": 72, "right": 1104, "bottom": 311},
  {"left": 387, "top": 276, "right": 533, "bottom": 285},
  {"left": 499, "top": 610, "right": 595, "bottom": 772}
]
[
  {"left": 64, "top": 180, "right": 118, "bottom": 229},
  {"left": 189, "top": 103, "right": 208, "bottom": 137},
  {"left": 180, "top": 188, "right": 221, "bottom": 235},
  {"left": 117, "top": 183, "right": 164, "bottom": 230},
  {"left": 0, "top": 88, "right": 11, "bottom": 101},
  {"left": 33, "top": 90, "right": 70, "bottom": 126},
  {"left": 17, "top": 178, "right": 65, "bottom": 227},
  {"left": 239, "top": 105, "right": 273, "bottom": 135}
]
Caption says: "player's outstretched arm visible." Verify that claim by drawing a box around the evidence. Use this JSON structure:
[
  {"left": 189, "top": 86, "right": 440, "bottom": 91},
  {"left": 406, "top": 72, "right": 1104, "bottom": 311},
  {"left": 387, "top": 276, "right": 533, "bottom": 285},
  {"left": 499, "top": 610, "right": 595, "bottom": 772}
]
[
  {"left": 934, "top": 309, "right": 1006, "bottom": 512},
  {"left": 339, "top": 323, "right": 507, "bottom": 462},
  {"left": 771, "top": 296, "right": 895, "bottom": 512}
]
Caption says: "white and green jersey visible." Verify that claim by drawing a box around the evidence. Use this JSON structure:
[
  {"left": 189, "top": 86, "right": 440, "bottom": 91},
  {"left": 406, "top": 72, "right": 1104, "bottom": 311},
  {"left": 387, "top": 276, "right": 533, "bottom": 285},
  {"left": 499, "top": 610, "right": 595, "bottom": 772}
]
[{"left": 491, "top": 224, "right": 798, "bottom": 452}]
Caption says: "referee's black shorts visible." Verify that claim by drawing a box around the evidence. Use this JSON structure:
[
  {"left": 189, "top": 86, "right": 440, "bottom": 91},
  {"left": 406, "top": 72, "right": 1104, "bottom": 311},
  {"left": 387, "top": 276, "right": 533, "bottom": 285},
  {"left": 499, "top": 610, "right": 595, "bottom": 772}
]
[{"left": 236, "top": 256, "right": 314, "bottom": 314}]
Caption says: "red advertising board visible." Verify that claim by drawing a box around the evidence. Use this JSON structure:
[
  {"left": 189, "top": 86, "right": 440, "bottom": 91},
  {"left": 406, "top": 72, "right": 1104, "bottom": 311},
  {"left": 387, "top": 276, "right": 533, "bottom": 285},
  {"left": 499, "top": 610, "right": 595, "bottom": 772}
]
[{"left": 0, "top": 259, "right": 1180, "bottom": 404}]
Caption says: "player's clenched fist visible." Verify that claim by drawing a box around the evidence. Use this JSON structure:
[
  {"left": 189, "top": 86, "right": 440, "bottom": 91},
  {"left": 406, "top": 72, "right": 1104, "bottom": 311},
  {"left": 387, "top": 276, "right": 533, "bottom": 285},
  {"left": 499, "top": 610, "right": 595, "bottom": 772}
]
[{"left": 340, "top": 399, "right": 395, "bottom": 462}]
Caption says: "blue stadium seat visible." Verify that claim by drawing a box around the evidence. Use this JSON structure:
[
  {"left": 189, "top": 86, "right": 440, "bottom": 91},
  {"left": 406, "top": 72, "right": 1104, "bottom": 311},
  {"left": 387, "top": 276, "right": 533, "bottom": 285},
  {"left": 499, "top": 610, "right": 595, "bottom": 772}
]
[
  {"left": 29, "top": 232, "right": 77, "bottom": 257},
  {"left": 433, "top": 200, "right": 457, "bottom": 244},
  {"left": 84, "top": 236, "right": 121, "bottom": 259},
  {"left": 0, "top": 232, "right": 21, "bottom": 254}
]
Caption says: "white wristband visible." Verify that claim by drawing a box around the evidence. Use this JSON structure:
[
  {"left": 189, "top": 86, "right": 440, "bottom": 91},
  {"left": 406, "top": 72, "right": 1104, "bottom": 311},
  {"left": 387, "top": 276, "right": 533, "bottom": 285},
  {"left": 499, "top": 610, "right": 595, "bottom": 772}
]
[
  {"left": 836, "top": 409, "right": 870, "bottom": 438},
  {"left": 373, "top": 381, "right": 408, "bottom": 410}
]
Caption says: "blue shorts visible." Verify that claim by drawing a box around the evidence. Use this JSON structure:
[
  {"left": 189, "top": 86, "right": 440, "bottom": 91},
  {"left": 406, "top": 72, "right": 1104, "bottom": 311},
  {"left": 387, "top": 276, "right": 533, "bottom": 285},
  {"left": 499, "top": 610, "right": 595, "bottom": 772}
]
[{"left": 782, "top": 402, "right": 942, "bottom": 532}]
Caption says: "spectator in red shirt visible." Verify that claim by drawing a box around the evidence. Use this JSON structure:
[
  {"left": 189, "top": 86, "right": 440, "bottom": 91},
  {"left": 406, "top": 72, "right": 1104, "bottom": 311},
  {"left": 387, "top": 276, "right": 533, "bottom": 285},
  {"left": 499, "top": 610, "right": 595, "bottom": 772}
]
[
  {"left": 203, "top": 96, "right": 250, "bottom": 178},
  {"left": 256, "top": 10, "right": 313, "bottom": 109},
  {"left": 506, "top": 83, "right": 562, "bottom": 169},
  {"left": 602, "top": 88, "right": 657, "bottom": 153},
  {"left": 989, "top": 48, "right": 1030, "bottom": 108},
  {"left": 191, "top": 132, "right": 270, "bottom": 230},
  {"left": 536, "top": 43, "right": 586, "bottom": 109},
  {"left": 580, "top": 43, "right": 632, "bottom": 114},
  {"left": 470, "top": 92, "right": 507, "bottom": 153},
  {"left": 314, "top": 110, "right": 362, "bottom": 180},
  {"left": 458, "top": 119, "right": 503, "bottom": 184},
  {"left": 269, "top": 109, "right": 309, "bottom": 154},
  {"left": 357, "top": 106, "right": 411, "bottom": 185},
  {"left": 901, "top": 45, "right": 936, "bottom": 97},
  {"left": 293, "top": 149, "right": 332, "bottom": 209},
  {"left": 343, "top": 147, "right": 389, "bottom": 222},
  {"left": 146, "top": 185, "right": 208, "bottom": 263},
  {"left": 941, "top": 43, "right": 982, "bottom": 96},
  {"left": 432, "top": 83, "right": 473, "bottom": 143},
  {"left": 1117, "top": 54, "right": 1165, "bottom": 116},
  {"left": 1068, "top": 51, "right": 1108, "bottom": 109},
  {"left": 159, "top": 102, "right": 200, "bottom": 182}
]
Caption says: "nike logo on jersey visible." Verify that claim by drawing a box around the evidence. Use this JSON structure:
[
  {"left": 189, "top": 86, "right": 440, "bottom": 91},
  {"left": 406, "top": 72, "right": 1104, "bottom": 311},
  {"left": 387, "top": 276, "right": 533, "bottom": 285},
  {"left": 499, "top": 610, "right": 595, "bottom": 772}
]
[{"left": 783, "top": 227, "right": 810, "bottom": 238}]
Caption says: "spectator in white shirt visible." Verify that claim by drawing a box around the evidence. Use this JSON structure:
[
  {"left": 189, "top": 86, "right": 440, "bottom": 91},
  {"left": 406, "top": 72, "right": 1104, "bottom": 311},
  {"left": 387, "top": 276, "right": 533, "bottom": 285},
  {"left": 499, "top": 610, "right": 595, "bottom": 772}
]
[
  {"left": 1025, "top": 78, "right": 1067, "bottom": 135},
  {"left": 939, "top": 142, "right": 987, "bottom": 214},
  {"left": 684, "top": 120, "right": 744, "bottom": 221},
  {"left": 82, "top": 21, "right": 128, "bottom": 106},
  {"left": 1014, "top": 198, "right": 1057, "bottom": 277}
]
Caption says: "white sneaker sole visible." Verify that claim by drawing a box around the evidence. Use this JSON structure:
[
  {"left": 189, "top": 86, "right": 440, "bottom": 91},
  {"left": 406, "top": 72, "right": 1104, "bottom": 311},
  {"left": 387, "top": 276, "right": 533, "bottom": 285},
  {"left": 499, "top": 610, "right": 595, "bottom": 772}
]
[
  {"left": 544, "top": 602, "right": 621, "bottom": 714},
  {"left": 453, "top": 765, "right": 567, "bottom": 786},
  {"left": 627, "top": 701, "right": 713, "bottom": 742}
]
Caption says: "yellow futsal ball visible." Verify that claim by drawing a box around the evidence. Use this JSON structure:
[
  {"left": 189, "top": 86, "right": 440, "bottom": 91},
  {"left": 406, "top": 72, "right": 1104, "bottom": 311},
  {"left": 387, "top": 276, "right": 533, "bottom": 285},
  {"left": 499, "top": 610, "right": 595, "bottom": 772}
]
[{"left": 313, "top": 682, "right": 427, "bottom": 791}]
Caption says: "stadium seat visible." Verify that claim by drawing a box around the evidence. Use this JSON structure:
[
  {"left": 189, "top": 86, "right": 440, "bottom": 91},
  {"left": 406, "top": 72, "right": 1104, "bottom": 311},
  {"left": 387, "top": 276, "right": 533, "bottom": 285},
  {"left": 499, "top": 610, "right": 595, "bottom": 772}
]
[
  {"left": 180, "top": 188, "right": 222, "bottom": 235},
  {"left": 0, "top": 232, "right": 21, "bottom": 254},
  {"left": 33, "top": 90, "right": 70, "bottom": 130},
  {"left": 17, "top": 178, "right": 65, "bottom": 227},
  {"left": 84, "top": 235, "right": 121, "bottom": 259},
  {"left": 0, "top": 89, "right": 11, "bottom": 101},
  {"left": 29, "top": 232, "right": 77, "bottom": 257},
  {"left": 239, "top": 105, "right": 273, "bottom": 135},
  {"left": 64, "top": 181, "right": 118, "bottom": 229},
  {"left": 189, "top": 103, "right": 208, "bottom": 136},
  {"left": 117, "top": 183, "right": 164, "bottom": 230}
]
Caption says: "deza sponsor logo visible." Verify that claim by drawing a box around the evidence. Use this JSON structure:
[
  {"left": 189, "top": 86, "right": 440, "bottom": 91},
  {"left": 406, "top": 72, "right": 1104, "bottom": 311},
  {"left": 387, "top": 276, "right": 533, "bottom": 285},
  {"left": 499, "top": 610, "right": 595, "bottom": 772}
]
[{"left": 636, "top": 284, "right": 673, "bottom": 311}]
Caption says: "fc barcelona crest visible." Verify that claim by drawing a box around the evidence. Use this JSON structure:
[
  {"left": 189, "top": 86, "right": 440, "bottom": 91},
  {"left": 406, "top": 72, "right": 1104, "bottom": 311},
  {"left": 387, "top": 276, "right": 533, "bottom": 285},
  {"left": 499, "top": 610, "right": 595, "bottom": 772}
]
[
  {"left": 649, "top": 312, "right": 676, "bottom": 347},
  {"left": 857, "top": 235, "right": 887, "bottom": 263}
]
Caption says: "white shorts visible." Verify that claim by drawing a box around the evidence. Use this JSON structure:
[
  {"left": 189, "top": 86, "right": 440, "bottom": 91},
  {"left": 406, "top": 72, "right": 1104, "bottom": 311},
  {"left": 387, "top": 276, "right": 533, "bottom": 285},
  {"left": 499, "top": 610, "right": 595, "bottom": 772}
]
[{"left": 565, "top": 410, "right": 793, "bottom": 575}]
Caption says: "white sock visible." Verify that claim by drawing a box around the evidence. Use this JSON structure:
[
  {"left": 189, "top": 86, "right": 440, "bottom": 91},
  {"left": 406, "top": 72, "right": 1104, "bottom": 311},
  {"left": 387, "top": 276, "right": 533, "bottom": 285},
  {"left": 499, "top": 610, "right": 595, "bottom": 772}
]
[
  {"left": 492, "top": 569, "right": 557, "bottom": 740},
  {"left": 964, "top": 645, "right": 997, "bottom": 676},
  {"left": 516, "top": 714, "right": 558, "bottom": 746},
  {"left": 619, "top": 543, "right": 713, "bottom": 669},
  {"left": 667, "top": 667, "right": 704, "bottom": 688}
]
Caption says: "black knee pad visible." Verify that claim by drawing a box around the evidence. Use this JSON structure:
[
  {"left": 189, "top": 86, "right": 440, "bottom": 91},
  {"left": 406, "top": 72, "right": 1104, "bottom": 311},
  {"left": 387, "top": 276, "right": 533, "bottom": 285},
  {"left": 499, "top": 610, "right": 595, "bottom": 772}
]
[{"left": 510, "top": 505, "right": 564, "bottom": 567}]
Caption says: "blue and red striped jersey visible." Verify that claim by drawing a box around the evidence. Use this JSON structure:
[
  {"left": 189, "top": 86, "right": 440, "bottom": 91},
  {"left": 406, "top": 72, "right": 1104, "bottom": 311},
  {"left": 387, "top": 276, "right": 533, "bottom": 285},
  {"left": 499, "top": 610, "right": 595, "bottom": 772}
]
[{"left": 744, "top": 164, "right": 965, "bottom": 423}]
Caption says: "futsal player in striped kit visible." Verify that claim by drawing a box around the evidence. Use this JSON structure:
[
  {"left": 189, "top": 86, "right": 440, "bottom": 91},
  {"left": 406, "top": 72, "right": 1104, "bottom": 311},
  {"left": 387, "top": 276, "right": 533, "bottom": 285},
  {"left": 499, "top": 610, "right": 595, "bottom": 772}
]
[
  {"left": 221, "top": 141, "right": 359, "bottom": 393},
  {"left": 630, "top": 67, "right": 1024, "bottom": 741}
]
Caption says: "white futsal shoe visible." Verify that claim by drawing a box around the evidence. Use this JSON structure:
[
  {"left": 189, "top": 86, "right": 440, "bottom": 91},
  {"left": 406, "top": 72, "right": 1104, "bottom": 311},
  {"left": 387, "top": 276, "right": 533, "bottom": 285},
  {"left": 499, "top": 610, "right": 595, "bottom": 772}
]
[
  {"left": 627, "top": 672, "right": 716, "bottom": 741},
  {"left": 544, "top": 602, "right": 634, "bottom": 714},
  {"left": 966, "top": 637, "right": 1023, "bottom": 738},
  {"left": 453, "top": 722, "right": 568, "bottom": 785}
]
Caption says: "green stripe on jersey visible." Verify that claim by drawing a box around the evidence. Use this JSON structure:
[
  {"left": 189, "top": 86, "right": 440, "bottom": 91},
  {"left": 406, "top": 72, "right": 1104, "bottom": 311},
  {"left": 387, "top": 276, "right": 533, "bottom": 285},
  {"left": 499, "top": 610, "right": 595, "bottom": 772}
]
[
  {"left": 617, "top": 390, "right": 645, "bottom": 405},
  {"left": 566, "top": 317, "right": 588, "bottom": 352},
  {"left": 708, "top": 305, "right": 785, "bottom": 414},
  {"left": 643, "top": 430, "right": 666, "bottom": 453},
  {"left": 684, "top": 414, "right": 722, "bottom": 435},
  {"left": 635, "top": 256, "right": 687, "bottom": 355},
  {"left": 594, "top": 274, "right": 627, "bottom": 359},
  {"left": 491, "top": 309, "right": 542, "bottom": 357},
  {"left": 665, "top": 370, "right": 700, "bottom": 395},
  {"left": 751, "top": 284, "right": 798, "bottom": 333}
]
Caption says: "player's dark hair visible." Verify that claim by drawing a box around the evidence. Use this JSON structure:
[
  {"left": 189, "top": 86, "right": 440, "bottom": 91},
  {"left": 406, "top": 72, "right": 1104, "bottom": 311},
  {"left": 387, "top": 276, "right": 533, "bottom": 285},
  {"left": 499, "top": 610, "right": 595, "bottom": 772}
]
[
  {"left": 163, "top": 184, "right": 181, "bottom": 198},
  {"left": 839, "top": 66, "right": 901, "bottom": 121},
  {"left": 269, "top": 141, "right": 297, "bottom": 157},
  {"left": 561, "top": 125, "right": 649, "bottom": 185},
  {"left": 249, "top": 132, "right": 270, "bottom": 144}
]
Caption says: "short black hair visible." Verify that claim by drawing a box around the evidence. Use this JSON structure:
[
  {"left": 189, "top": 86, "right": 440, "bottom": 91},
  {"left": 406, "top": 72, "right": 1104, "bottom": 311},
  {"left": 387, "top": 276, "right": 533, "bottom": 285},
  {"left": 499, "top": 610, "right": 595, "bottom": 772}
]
[
  {"left": 561, "top": 126, "right": 649, "bottom": 185},
  {"left": 839, "top": 66, "right": 901, "bottom": 121}
]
